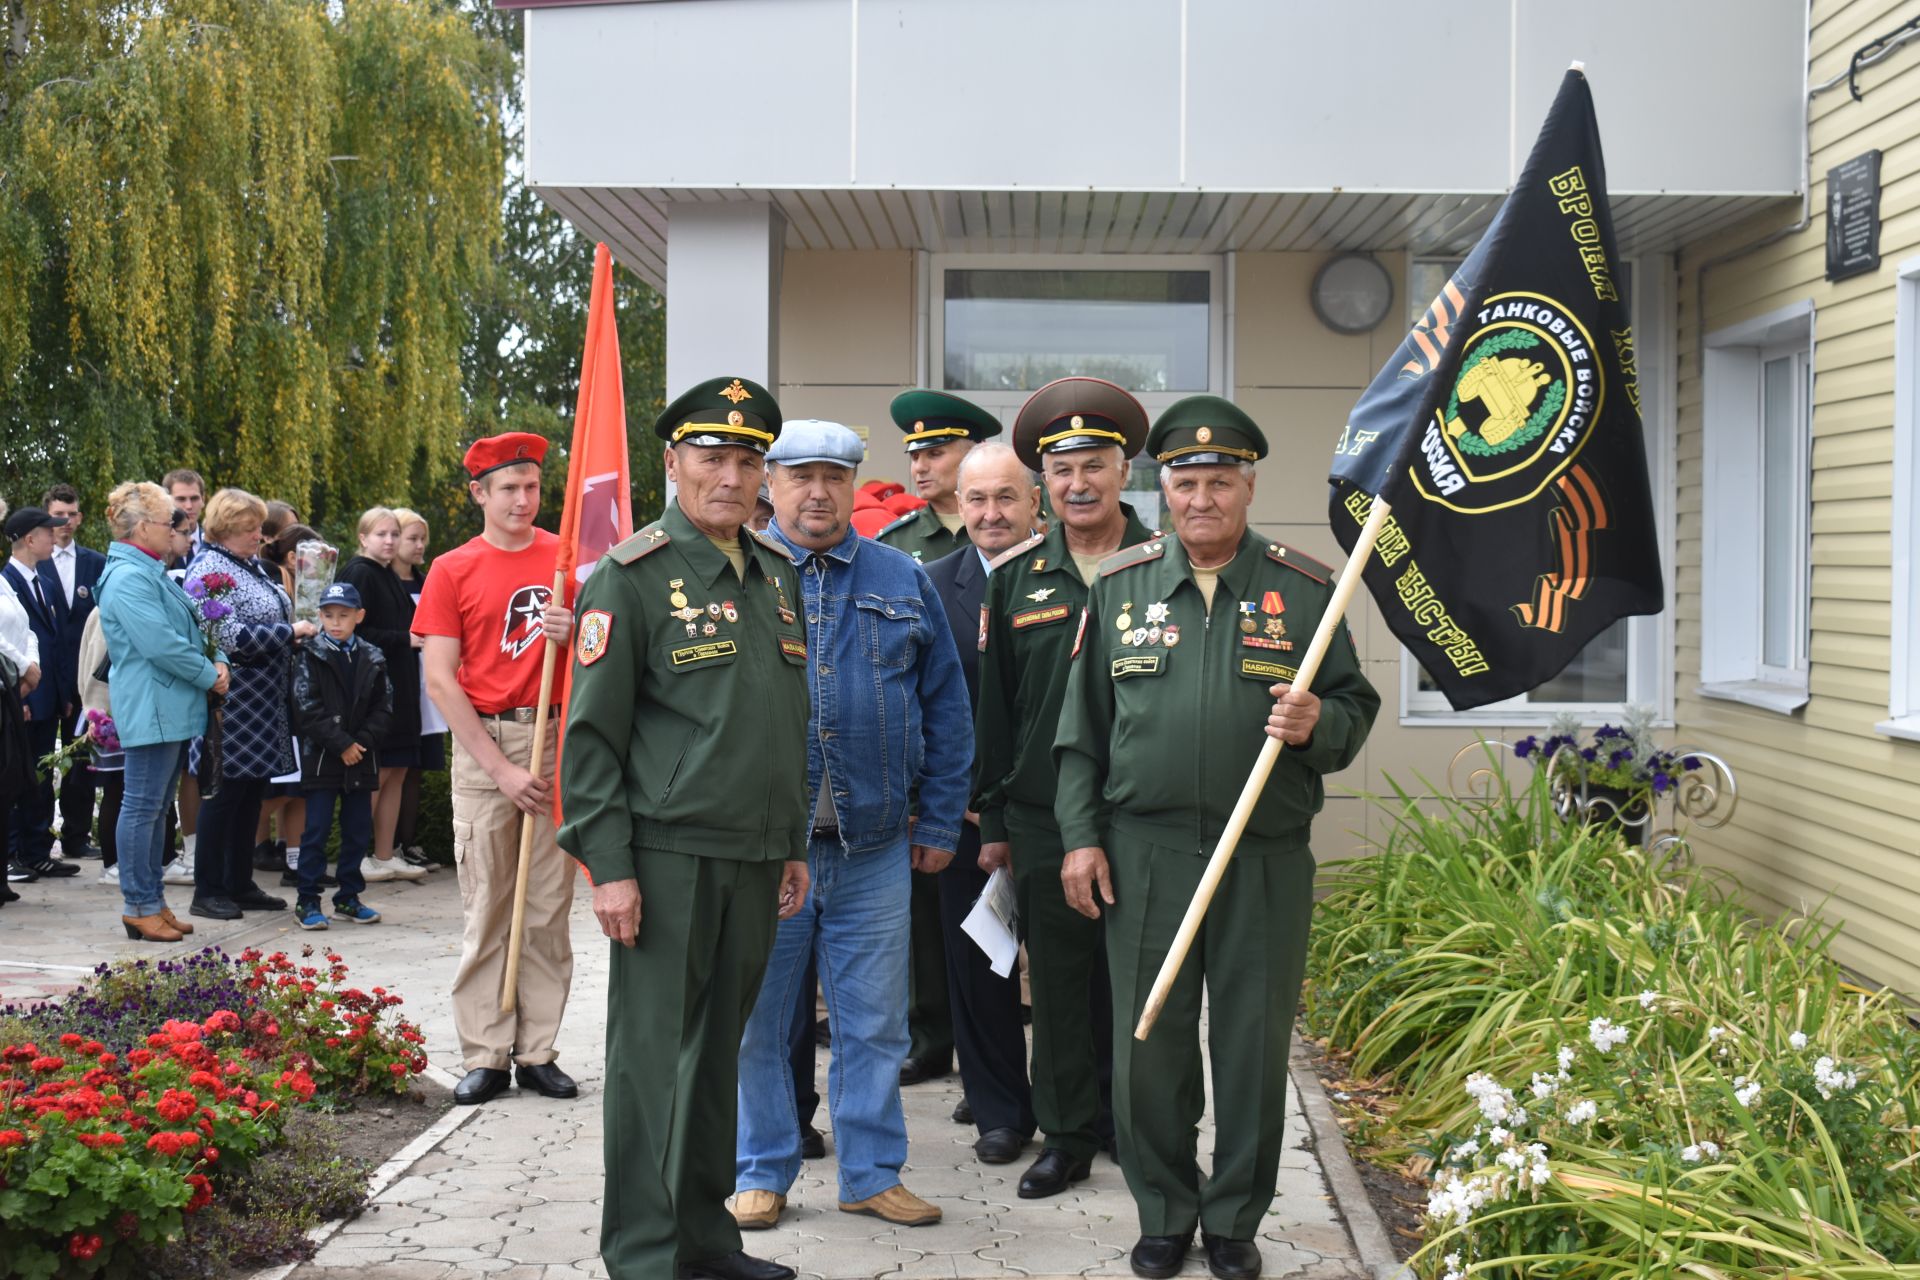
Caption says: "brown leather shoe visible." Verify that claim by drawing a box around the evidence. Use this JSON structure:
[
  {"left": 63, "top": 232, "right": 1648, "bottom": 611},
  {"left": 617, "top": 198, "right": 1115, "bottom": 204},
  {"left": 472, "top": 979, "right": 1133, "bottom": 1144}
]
[
  {"left": 729, "top": 1189, "right": 786, "bottom": 1230},
  {"left": 158, "top": 907, "right": 195, "bottom": 935},
  {"left": 122, "top": 914, "right": 184, "bottom": 943},
  {"left": 839, "top": 1184, "right": 941, "bottom": 1226}
]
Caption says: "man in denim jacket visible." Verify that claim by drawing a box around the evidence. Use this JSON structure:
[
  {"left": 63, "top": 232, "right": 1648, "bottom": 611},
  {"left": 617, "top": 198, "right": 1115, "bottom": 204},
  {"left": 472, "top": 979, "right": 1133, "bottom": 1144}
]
[{"left": 732, "top": 420, "right": 973, "bottom": 1231}]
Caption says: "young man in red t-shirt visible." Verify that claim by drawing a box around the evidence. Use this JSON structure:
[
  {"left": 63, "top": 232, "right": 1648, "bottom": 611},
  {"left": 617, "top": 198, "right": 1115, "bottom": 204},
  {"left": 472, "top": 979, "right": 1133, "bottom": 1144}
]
[{"left": 415, "top": 432, "right": 578, "bottom": 1106}]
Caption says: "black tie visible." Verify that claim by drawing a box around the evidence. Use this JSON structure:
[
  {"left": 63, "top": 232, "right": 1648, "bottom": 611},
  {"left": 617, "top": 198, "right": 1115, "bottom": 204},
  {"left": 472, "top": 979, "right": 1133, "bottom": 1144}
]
[{"left": 30, "top": 573, "right": 48, "bottom": 619}]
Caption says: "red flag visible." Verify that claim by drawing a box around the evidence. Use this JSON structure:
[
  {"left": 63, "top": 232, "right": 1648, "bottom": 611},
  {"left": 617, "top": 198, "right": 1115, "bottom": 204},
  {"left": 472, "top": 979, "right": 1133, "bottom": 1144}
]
[{"left": 553, "top": 243, "right": 632, "bottom": 825}]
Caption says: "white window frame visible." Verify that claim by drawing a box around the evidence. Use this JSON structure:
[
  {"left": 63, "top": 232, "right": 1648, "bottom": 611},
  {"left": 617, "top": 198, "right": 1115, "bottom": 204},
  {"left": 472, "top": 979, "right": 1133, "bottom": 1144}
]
[
  {"left": 1699, "top": 298, "right": 1815, "bottom": 715},
  {"left": 1879, "top": 255, "right": 1920, "bottom": 743},
  {"left": 1398, "top": 253, "right": 1675, "bottom": 726},
  {"left": 927, "top": 252, "right": 1228, "bottom": 420}
]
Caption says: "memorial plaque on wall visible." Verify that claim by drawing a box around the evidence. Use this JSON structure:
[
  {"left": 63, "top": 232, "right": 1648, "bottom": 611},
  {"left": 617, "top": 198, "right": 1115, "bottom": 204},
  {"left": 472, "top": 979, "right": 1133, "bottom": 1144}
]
[{"left": 1826, "top": 150, "right": 1882, "bottom": 282}]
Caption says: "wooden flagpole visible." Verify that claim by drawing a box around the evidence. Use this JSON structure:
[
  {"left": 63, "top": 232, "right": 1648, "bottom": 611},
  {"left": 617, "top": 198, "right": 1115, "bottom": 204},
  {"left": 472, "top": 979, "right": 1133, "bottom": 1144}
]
[
  {"left": 1133, "top": 496, "right": 1393, "bottom": 1040},
  {"left": 500, "top": 569, "right": 567, "bottom": 1014}
]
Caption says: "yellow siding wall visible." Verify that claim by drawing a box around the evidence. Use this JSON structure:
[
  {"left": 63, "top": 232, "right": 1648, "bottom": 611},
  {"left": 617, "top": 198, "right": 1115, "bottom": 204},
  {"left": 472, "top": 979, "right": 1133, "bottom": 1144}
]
[{"left": 1675, "top": 0, "right": 1920, "bottom": 994}]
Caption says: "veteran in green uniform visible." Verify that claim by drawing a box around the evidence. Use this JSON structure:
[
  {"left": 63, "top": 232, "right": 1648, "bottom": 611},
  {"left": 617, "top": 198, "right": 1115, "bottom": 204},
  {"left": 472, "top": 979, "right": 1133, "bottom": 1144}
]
[
  {"left": 1051, "top": 397, "right": 1379, "bottom": 1280},
  {"left": 559, "top": 375, "right": 814, "bottom": 1280},
  {"left": 973, "top": 376, "right": 1156, "bottom": 1199},
  {"left": 879, "top": 388, "right": 1002, "bottom": 1084}
]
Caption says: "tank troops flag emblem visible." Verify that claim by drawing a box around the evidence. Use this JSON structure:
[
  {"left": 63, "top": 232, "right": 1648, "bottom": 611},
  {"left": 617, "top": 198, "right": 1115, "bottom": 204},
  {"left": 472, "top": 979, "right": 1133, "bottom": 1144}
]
[{"left": 1328, "top": 66, "right": 1664, "bottom": 711}]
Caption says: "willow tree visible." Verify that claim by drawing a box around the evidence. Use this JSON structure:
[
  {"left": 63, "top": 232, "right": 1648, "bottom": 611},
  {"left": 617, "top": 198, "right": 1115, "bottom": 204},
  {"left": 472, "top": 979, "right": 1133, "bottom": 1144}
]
[{"left": 0, "top": 0, "right": 504, "bottom": 528}]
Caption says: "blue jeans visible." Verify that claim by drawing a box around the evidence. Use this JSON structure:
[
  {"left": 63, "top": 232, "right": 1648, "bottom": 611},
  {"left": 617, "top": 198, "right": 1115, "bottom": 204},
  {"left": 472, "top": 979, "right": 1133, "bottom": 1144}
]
[
  {"left": 299, "top": 788, "right": 370, "bottom": 904},
  {"left": 118, "top": 740, "right": 187, "bottom": 917},
  {"left": 736, "top": 834, "right": 911, "bottom": 1201}
]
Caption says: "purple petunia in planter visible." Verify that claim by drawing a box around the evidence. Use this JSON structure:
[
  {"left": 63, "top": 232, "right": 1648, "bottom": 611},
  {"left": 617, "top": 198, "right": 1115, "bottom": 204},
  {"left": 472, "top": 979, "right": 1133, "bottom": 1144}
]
[{"left": 1512, "top": 707, "right": 1703, "bottom": 844}]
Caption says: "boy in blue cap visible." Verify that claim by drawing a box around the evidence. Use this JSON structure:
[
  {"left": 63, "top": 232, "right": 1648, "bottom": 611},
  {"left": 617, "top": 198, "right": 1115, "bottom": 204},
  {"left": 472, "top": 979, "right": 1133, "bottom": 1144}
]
[{"left": 289, "top": 580, "right": 394, "bottom": 929}]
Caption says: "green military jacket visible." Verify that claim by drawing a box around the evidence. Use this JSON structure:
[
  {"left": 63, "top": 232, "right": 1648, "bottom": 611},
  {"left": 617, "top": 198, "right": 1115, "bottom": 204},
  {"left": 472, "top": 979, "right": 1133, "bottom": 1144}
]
[
  {"left": 877, "top": 504, "right": 969, "bottom": 564},
  {"left": 557, "top": 501, "right": 811, "bottom": 882},
  {"left": 972, "top": 504, "right": 1157, "bottom": 844},
  {"left": 1052, "top": 527, "right": 1379, "bottom": 858}
]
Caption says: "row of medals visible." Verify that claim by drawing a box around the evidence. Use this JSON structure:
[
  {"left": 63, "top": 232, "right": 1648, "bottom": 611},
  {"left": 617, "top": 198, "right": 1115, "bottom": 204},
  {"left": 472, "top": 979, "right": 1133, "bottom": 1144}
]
[
  {"left": 667, "top": 578, "right": 736, "bottom": 638},
  {"left": 664, "top": 576, "right": 798, "bottom": 637},
  {"left": 1114, "top": 600, "right": 1289, "bottom": 648}
]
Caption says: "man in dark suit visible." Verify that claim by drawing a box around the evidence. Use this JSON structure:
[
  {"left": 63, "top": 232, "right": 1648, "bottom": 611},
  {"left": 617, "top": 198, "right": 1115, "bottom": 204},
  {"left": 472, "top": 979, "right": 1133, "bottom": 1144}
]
[
  {"left": 4, "top": 506, "right": 79, "bottom": 878},
  {"left": 922, "top": 442, "right": 1042, "bottom": 1166},
  {"left": 40, "top": 484, "right": 106, "bottom": 857}
]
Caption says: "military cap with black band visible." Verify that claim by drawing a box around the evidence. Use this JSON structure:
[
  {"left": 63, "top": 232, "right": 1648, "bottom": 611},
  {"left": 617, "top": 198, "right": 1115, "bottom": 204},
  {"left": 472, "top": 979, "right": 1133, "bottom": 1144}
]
[
  {"left": 1011, "top": 377, "right": 1149, "bottom": 472},
  {"left": 656, "top": 376, "right": 783, "bottom": 453},
  {"left": 1146, "top": 394, "right": 1269, "bottom": 468},
  {"left": 889, "top": 388, "right": 1001, "bottom": 453}
]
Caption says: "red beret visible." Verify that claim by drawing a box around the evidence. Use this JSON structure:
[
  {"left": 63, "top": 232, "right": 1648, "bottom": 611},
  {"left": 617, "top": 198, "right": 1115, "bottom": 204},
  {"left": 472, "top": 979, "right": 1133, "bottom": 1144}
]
[
  {"left": 850, "top": 508, "right": 896, "bottom": 538},
  {"left": 882, "top": 493, "right": 927, "bottom": 517},
  {"left": 464, "top": 432, "right": 548, "bottom": 480}
]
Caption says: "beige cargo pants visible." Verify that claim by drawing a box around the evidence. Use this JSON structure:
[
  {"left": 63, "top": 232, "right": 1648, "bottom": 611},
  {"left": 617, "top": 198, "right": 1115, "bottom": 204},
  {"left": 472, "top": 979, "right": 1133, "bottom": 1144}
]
[{"left": 450, "top": 716, "right": 576, "bottom": 1071}]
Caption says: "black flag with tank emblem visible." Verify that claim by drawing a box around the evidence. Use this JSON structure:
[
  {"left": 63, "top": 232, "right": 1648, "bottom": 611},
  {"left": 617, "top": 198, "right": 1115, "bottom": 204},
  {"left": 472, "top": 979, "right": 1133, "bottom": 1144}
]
[{"left": 1328, "top": 69, "right": 1663, "bottom": 711}]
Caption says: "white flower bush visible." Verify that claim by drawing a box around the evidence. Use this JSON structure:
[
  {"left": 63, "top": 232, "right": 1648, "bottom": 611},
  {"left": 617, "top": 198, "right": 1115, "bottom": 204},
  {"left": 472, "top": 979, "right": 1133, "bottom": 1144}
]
[
  {"left": 1812, "top": 1056, "right": 1859, "bottom": 1101},
  {"left": 1588, "top": 1016, "right": 1630, "bottom": 1054},
  {"left": 1564, "top": 1098, "right": 1598, "bottom": 1125}
]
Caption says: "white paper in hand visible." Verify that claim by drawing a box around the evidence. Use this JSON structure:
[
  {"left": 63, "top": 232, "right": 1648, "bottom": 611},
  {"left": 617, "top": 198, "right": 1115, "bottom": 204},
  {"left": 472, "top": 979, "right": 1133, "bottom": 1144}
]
[{"left": 962, "top": 866, "right": 1020, "bottom": 977}]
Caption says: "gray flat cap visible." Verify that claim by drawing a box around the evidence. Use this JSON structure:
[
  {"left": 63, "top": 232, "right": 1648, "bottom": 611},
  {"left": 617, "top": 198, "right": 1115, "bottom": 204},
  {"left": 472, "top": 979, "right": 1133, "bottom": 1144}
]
[{"left": 766, "top": 419, "right": 865, "bottom": 469}]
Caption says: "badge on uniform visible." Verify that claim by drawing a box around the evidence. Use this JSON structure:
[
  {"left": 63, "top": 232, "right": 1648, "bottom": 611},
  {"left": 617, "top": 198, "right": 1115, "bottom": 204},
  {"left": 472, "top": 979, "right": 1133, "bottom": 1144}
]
[
  {"left": 576, "top": 610, "right": 612, "bottom": 666},
  {"left": 701, "top": 620, "right": 718, "bottom": 637},
  {"left": 779, "top": 635, "right": 807, "bottom": 660},
  {"left": 76, "top": 584, "right": 89, "bottom": 600},
  {"left": 1114, "top": 602, "right": 1134, "bottom": 633},
  {"left": 721, "top": 601, "right": 739, "bottom": 623},
  {"left": 1027, "top": 587, "right": 1056, "bottom": 603},
  {"left": 1070, "top": 606, "right": 1087, "bottom": 658},
  {"left": 707, "top": 602, "right": 722, "bottom": 620},
  {"left": 1013, "top": 603, "right": 1071, "bottom": 630}
]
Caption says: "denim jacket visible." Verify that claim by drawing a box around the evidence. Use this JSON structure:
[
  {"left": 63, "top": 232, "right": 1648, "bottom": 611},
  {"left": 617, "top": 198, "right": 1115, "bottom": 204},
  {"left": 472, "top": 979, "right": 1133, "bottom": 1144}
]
[{"left": 764, "top": 519, "right": 972, "bottom": 856}]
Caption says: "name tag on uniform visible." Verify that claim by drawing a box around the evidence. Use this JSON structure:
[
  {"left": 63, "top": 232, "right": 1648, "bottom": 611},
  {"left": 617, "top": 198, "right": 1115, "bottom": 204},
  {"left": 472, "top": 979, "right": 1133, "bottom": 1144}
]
[
  {"left": 1240, "top": 658, "right": 1297, "bottom": 682},
  {"left": 671, "top": 640, "right": 738, "bottom": 666},
  {"left": 1012, "top": 603, "right": 1072, "bottom": 630},
  {"left": 1111, "top": 653, "right": 1163, "bottom": 679},
  {"left": 778, "top": 636, "right": 807, "bottom": 659}
]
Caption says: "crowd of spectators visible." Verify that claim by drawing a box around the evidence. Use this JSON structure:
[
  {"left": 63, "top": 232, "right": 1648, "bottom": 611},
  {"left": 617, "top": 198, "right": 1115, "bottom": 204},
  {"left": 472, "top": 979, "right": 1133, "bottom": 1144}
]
[{"left": 0, "top": 472, "right": 448, "bottom": 938}]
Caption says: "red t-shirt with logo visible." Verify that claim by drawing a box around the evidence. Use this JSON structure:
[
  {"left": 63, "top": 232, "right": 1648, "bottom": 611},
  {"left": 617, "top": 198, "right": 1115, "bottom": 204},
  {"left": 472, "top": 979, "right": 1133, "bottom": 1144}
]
[{"left": 412, "top": 529, "right": 567, "bottom": 715}]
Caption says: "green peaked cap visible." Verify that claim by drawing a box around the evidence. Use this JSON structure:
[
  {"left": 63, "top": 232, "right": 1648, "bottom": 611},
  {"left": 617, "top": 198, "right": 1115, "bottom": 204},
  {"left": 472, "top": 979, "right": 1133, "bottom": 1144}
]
[
  {"left": 889, "top": 389, "right": 1002, "bottom": 452},
  {"left": 656, "top": 376, "right": 783, "bottom": 453},
  {"left": 1147, "top": 395, "right": 1268, "bottom": 467}
]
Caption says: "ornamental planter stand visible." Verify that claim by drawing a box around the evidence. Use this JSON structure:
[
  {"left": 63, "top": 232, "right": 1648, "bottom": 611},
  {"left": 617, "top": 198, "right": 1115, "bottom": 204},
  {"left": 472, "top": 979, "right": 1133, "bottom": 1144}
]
[{"left": 1449, "top": 740, "right": 1739, "bottom": 869}]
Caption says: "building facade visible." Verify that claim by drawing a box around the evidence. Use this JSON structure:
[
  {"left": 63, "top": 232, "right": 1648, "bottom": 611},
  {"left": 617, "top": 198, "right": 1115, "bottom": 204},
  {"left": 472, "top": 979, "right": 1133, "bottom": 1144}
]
[{"left": 512, "top": 0, "right": 1920, "bottom": 993}]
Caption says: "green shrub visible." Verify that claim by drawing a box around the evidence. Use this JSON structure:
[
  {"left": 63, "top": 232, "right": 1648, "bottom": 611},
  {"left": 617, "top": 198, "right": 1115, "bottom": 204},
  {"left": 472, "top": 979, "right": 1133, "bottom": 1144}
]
[{"left": 1305, "top": 765, "right": 1920, "bottom": 1278}]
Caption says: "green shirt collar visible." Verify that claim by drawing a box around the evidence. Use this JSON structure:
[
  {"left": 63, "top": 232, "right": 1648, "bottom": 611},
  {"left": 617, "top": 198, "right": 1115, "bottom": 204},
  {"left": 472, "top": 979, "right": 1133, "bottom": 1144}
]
[
  {"left": 662, "top": 501, "right": 770, "bottom": 588},
  {"left": 1165, "top": 524, "right": 1264, "bottom": 603},
  {"left": 1034, "top": 502, "right": 1157, "bottom": 583}
]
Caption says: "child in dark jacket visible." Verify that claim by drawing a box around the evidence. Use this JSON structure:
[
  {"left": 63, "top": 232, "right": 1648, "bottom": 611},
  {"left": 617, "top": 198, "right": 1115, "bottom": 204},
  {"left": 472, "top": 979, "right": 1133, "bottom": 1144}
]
[{"left": 290, "top": 582, "right": 394, "bottom": 929}]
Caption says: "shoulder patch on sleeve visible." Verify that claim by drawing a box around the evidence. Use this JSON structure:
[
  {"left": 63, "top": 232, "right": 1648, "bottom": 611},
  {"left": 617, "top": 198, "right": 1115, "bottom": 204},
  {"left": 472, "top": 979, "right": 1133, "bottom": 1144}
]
[
  {"left": 987, "top": 532, "right": 1045, "bottom": 571},
  {"left": 1263, "top": 540, "right": 1331, "bottom": 585},
  {"left": 749, "top": 528, "right": 791, "bottom": 558},
  {"left": 1098, "top": 538, "right": 1168, "bottom": 578},
  {"left": 607, "top": 524, "right": 670, "bottom": 565}
]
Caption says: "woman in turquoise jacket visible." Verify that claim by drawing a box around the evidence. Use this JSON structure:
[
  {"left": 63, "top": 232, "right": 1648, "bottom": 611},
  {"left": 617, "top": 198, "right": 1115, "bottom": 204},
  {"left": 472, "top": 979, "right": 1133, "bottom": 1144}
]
[{"left": 95, "top": 482, "right": 229, "bottom": 943}]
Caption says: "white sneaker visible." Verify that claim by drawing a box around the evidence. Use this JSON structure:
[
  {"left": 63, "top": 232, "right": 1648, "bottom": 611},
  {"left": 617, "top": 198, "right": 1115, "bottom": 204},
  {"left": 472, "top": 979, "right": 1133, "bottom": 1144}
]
[
  {"left": 161, "top": 856, "right": 195, "bottom": 886},
  {"left": 361, "top": 861, "right": 398, "bottom": 882},
  {"left": 387, "top": 859, "right": 428, "bottom": 882},
  {"left": 99, "top": 864, "right": 121, "bottom": 886}
]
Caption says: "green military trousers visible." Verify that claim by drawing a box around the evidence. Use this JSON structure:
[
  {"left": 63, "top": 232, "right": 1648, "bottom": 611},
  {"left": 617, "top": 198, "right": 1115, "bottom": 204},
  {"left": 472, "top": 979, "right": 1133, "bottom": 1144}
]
[
  {"left": 1103, "top": 829, "right": 1315, "bottom": 1240},
  {"left": 1007, "top": 804, "right": 1113, "bottom": 1162},
  {"left": 601, "top": 852, "right": 783, "bottom": 1278},
  {"left": 907, "top": 868, "right": 954, "bottom": 1068}
]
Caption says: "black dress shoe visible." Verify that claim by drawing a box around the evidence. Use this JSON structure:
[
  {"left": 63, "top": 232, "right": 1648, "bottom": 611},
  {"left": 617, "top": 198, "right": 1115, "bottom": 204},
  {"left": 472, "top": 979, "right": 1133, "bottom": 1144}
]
[
  {"left": 189, "top": 895, "right": 243, "bottom": 921},
  {"left": 1201, "top": 1232, "right": 1261, "bottom": 1280},
  {"left": 951, "top": 1096, "right": 974, "bottom": 1125},
  {"left": 898, "top": 1056, "right": 950, "bottom": 1086},
  {"left": 1130, "top": 1234, "right": 1192, "bottom": 1279},
  {"left": 1017, "top": 1147, "right": 1092, "bottom": 1199},
  {"left": 280, "top": 869, "right": 337, "bottom": 888},
  {"left": 515, "top": 1062, "right": 578, "bottom": 1098},
  {"left": 252, "top": 841, "right": 283, "bottom": 872},
  {"left": 454, "top": 1067, "right": 511, "bottom": 1105},
  {"left": 799, "top": 1124, "right": 825, "bottom": 1159},
  {"left": 974, "top": 1127, "right": 1025, "bottom": 1164},
  {"left": 677, "top": 1250, "right": 796, "bottom": 1280},
  {"left": 231, "top": 888, "right": 286, "bottom": 911}
]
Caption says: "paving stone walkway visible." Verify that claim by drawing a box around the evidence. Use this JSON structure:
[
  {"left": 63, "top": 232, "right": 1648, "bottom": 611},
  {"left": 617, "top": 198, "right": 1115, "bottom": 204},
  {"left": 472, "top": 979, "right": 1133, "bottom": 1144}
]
[{"left": 0, "top": 861, "right": 1375, "bottom": 1280}]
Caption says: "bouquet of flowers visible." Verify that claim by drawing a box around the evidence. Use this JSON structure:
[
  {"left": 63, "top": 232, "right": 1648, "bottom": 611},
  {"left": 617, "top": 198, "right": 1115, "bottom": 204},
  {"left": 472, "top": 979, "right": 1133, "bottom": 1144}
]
[
  {"left": 183, "top": 570, "right": 238, "bottom": 795},
  {"left": 35, "top": 708, "right": 123, "bottom": 780},
  {"left": 290, "top": 539, "right": 338, "bottom": 623}
]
